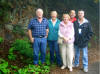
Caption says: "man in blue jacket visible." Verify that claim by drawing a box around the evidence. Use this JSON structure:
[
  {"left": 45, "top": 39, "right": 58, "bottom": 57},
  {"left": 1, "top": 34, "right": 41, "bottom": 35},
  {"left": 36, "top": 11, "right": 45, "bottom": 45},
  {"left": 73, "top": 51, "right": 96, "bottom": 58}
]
[{"left": 73, "top": 10, "right": 93, "bottom": 72}]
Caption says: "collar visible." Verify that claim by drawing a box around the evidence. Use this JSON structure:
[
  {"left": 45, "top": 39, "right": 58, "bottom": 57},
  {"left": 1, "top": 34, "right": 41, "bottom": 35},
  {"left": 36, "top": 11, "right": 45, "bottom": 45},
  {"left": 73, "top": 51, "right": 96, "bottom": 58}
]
[
  {"left": 35, "top": 17, "right": 45, "bottom": 20},
  {"left": 51, "top": 18, "right": 57, "bottom": 22},
  {"left": 78, "top": 18, "right": 88, "bottom": 25},
  {"left": 60, "top": 21, "right": 72, "bottom": 26}
]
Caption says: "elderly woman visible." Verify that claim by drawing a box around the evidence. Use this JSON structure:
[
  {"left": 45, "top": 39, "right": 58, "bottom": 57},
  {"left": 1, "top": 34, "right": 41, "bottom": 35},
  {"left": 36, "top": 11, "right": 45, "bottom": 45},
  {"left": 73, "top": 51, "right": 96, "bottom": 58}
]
[
  {"left": 58, "top": 14, "right": 74, "bottom": 71},
  {"left": 47, "top": 11, "right": 62, "bottom": 66}
]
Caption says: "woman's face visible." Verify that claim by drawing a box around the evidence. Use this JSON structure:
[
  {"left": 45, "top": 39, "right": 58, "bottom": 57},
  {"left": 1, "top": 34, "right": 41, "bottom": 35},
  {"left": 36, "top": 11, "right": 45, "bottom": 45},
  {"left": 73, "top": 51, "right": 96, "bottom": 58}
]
[
  {"left": 51, "top": 12, "right": 57, "bottom": 20},
  {"left": 63, "top": 15, "right": 69, "bottom": 23}
]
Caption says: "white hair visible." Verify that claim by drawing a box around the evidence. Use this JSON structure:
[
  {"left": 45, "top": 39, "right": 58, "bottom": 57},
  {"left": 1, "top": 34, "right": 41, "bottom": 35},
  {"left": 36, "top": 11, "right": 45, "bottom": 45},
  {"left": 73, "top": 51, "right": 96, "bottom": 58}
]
[
  {"left": 36, "top": 8, "right": 43, "bottom": 14},
  {"left": 51, "top": 11, "right": 57, "bottom": 15}
]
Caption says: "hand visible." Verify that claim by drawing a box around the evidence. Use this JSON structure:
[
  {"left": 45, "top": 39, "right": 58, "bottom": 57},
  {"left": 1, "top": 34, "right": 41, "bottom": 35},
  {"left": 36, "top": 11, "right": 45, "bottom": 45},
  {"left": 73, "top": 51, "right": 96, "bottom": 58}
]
[
  {"left": 63, "top": 37, "right": 68, "bottom": 42},
  {"left": 46, "top": 29, "right": 49, "bottom": 37},
  {"left": 30, "top": 38, "right": 34, "bottom": 43},
  {"left": 45, "top": 36, "right": 47, "bottom": 38}
]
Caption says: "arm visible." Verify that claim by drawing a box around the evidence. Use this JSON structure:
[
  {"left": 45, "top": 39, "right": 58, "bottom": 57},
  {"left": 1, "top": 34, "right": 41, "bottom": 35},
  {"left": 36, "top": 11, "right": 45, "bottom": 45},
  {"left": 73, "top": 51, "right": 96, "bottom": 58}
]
[
  {"left": 46, "top": 19, "right": 49, "bottom": 38},
  {"left": 28, "top": 29, "right": 34, "bottom": 43},
  {"left": 58, "top": 30, "right": 64, "bottom": 38},
  {"left": 46, "top": 29, "right": 49, "bottom": 38},
  {"left": 27, "top": 19, "right": 34, "bottom": 43},
  {"left": 85, "top": 22, "right": 93, "bottom": 42}
]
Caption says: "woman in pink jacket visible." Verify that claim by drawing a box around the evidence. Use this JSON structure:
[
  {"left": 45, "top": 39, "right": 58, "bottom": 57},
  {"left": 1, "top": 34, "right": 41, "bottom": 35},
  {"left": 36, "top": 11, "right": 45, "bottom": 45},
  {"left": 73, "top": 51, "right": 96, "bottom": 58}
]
[{"left": 58, "top": 14, "right": 74, "bottom": 71}]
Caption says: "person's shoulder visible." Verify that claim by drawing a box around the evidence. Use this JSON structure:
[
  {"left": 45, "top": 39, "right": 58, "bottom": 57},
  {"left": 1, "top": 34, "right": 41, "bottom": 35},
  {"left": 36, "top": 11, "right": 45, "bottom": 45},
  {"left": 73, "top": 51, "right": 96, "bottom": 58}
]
[
  {"left": 30, "top": 18, "right": 36, "bottom": 22},
  {"left": 68, "top": 21, "right": 74, "bottom": 27},
  {"left": 59, "top": 21, "right": 64, "bottom": 26},
  {"left": 57, "top": 18, "right": 60, "bottom": 22},
  {"left": 85, "top": 18, "right": 91, "bottom": 23},
  {"left": 74, "top": 17, "right": 77, "bottom": 20},
  {"left": 73, "top": 20, "right": 78, "bottom": 24},
  {"left": 43, "top": 17, "right": 48, "bottom": 21},
  {"left": 84, "top": 18, "right": 91, "bottom": 25},
  {"left": 48, "top": 19, "right": 51, "bottom": 22},
  {"left": 43, "top": 17, "right": 49, "bottom": 22}
]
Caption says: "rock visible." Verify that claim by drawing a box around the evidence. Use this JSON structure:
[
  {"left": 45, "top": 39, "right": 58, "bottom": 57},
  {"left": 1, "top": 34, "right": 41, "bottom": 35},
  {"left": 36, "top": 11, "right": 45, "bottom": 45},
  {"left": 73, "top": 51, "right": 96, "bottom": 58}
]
[{"left": 5, "top": 24, "right": 13, "bottom": 31}]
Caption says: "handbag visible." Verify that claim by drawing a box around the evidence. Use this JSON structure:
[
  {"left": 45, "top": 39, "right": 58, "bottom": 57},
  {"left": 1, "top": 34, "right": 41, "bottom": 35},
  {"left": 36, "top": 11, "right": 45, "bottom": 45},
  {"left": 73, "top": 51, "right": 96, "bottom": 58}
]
[{"left": 58, "top": 37, "right": 63, "bottom": 44}]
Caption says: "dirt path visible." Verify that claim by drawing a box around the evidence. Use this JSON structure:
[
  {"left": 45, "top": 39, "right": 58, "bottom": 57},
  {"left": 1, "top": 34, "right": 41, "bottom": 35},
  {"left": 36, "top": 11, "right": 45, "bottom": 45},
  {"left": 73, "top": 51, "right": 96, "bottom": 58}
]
[{"left": 50, "top": 47, "right": 100, "bottom": 74}]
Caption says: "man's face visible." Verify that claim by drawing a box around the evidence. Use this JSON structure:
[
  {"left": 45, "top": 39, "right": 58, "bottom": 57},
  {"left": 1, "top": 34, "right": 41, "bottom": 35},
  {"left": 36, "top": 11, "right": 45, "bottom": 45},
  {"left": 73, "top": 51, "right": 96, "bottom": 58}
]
[
  {"left": 70, "top": 10, "right": 76, "bottom": 18},
  {"left": 78, "top": 11, "right": 84, "bottom": 19},
  {"left": 36, "top": 10, "right": 43, "bottom": 18}
]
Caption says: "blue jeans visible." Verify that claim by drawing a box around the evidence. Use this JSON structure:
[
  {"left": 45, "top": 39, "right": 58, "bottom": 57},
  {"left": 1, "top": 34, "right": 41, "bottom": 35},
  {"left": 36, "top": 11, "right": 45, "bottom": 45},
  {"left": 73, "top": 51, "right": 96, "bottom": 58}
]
[
  {"left": 48, "top": 40, "right": 62, "bottom": 65},
  {"left": 74, "top": 45, "right": 88, "bottom": 69},
  {"left": 33, "top": 38, "right": 47, "bottom": 65}
]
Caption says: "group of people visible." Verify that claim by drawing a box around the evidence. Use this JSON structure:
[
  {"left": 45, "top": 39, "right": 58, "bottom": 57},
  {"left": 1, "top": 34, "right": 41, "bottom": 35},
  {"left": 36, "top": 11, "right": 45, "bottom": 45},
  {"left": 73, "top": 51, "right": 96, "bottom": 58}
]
[{"left": 27, "top": 8, "right": 93, "bottom": 72}]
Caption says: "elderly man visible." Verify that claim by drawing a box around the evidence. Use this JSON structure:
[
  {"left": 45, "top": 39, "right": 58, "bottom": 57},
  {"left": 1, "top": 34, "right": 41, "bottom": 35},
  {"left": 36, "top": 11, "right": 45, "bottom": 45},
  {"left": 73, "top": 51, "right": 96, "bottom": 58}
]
[
  {"left": 73, "top": 10, "right": 93, "bottom": 72},
  {"left": 28, "top": 8, "right": 49, "bottom": 65}
]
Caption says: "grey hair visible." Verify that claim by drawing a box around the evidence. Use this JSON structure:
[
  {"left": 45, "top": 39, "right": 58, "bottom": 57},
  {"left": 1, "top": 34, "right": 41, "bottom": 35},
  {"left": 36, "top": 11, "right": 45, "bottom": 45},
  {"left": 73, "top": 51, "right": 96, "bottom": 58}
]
[{"left": 36, "top": 8, "right": 43, "bottom": 14}]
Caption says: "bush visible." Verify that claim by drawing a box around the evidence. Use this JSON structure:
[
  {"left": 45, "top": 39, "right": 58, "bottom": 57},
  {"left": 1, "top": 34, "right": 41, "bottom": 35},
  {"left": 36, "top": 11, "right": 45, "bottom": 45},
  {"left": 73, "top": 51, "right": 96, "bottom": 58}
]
[
  {"left": 12, "top": 38, "right": 33, "bottom": 58},
  {"left": 8, "top": 47, "right": 16, "bottom": 60},
  {"left": 12, "top": 25, "right": 25, "bottom": 36},
  {"left": 0, "top": 0, "right": 11, "bottom": 25},
  {"left": 0, "top": 59, "right": 10, "bottom": 73},
  {"left": 0, "top": 37, "right": 4, "bottom": 43},
  {"left": 18, "top": 64, "right": 50, "bottom": 74}
]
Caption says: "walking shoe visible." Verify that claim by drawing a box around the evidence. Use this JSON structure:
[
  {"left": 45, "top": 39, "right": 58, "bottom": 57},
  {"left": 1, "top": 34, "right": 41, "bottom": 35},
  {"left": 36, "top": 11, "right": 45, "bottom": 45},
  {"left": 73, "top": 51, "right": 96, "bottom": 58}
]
[
  {"left": 83, "top": 68, "right": 88, "bottom": 72},
  {"left": 69, "top": 67, "right": 73, "bottom": 72},
  {"left": 61, "top": 65, "right": 66, "bottom": 69}
]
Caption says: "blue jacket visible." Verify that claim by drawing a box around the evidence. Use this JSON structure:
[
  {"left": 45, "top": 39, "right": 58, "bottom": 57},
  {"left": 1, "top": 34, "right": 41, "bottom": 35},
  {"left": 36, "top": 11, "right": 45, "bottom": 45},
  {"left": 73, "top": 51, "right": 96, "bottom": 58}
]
[{"left": 47, "top": 19, "right": 60, "bottom": 41}]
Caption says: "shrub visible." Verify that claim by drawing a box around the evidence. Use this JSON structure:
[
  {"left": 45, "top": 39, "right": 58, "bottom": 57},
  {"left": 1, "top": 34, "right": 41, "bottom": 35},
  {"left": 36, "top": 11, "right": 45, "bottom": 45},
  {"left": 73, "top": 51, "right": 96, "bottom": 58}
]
[
  {"left": 12, "top": 25, "right": 25, "bottom": 36},
  {"left": 0, "top": 37, "right": 4, "bottom": 43},
  {"left": 12, "top": 38, "right": 33, "bottom": 58},
  {"left": 18, "top": 64, "right": 50, "bottom": 74},
  {"left": 0, "top": 0, "right": 11, "bottom": 25},
  {"left": 0, "top": 59, "right": 10, "bottom": 73},
  {"left": 8, "top": 47, "right": 16, "bottom": 60}
]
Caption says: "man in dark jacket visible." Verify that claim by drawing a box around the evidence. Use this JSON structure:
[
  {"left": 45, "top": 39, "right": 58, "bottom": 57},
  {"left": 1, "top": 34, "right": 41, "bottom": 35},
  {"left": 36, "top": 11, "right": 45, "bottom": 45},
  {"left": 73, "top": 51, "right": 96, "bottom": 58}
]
[{"left": 73, "top": 10, "right": 93, "bottom": 72}]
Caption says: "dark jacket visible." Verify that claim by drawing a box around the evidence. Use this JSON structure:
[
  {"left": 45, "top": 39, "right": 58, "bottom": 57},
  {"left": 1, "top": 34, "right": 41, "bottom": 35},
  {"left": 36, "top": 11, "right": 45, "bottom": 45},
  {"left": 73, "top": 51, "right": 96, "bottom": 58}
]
[{"left": 74, "top": 18, "right": 93, "bottom": 48}]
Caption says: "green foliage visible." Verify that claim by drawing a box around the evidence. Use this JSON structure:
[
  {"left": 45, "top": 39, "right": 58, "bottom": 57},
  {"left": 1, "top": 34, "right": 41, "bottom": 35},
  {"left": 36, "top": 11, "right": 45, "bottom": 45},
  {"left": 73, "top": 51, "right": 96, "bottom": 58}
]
[
  {"left": 0, "top": 37, "right": 4, "bottom": 43},
  {"left": 23, "top": 58, "right": 33, "bottom": 64},
  {"left": 18, "top": 64, "right": 50, "bottom": 74},
  {"left": 12, "top": 25, "right": 25, "bottom": 36},
  {"left": 46, "top": 53, "right": 50, "bottom": 66},
  {"left": 8, "top": 54, "right": 16, "bottom": 61},
  {"left": 94, "top": 0, "right": 99, "bottom": 3},
  {"left": 88, "top": 42, "right": 91, "bottom": 48},
  {"left": 8, "top": 48, "right": 16, "bottom": 60},
  {"left": 10, "top": 65, "right": 18, "bottom": 70},
  {"left": 93, "top": 35, "right": 98, "bottom": 41},
  {"left": 12, "top": 39, "right": 33, "bottom": 57},
  {"left": 0, "top": 41, "right": 51, "bottom": 74},
  {"left": 0, "top": 0, "right": 11, "bottom": 24},
  {"left": 0, "top": 59, "right": 10, "bottom": 73}
]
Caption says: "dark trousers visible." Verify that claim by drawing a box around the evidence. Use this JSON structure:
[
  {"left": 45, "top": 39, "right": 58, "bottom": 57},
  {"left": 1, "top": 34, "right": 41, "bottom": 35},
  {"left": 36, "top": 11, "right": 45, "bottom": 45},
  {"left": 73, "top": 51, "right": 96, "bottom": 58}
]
[{"left": 48, "top": 40, "right": 62, "bottom": 65}]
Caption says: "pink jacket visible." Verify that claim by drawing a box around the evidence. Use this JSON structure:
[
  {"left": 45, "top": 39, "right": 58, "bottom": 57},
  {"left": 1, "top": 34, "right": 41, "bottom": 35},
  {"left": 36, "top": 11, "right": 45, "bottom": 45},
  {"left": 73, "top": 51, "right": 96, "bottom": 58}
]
[{"left": 59, "top": 21, "right": 75, "bottom": 43}]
